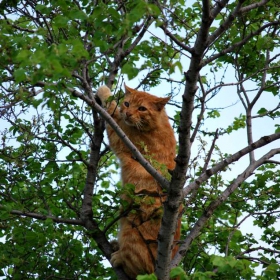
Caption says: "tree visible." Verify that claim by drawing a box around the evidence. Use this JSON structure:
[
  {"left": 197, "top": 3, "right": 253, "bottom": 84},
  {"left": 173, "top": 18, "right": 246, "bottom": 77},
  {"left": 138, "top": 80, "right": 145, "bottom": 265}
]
[{"left": 0, "top": 0, "right": 279, "bottom": 279}]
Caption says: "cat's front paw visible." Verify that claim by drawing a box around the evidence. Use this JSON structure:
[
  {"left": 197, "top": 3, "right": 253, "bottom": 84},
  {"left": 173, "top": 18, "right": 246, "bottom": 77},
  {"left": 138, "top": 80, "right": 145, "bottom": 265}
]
[
  {"left": 110, "top": 250, "right": 122, "bottom": 268},
  {"left": 96, "top": 85, "right": 112, "bottom": 106}
]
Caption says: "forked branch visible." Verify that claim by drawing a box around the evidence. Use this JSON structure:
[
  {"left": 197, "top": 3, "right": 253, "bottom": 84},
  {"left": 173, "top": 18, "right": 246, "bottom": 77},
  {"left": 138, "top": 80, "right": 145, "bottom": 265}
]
[
  {"left": 172, "top": 148, "right": 280, "bottom": 267},
  {"left": 184, "top": 132, "right": 280, "bottom": 197}
]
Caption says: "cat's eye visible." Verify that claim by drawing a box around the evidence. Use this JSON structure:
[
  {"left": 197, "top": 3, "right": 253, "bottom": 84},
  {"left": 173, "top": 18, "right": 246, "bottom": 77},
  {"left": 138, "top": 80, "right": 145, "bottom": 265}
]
[
  {"left": 124, "top": 101, "right": 129, "bottom": 107},
  {"left": 138, "top": 106, "right": 147, "bottom": 111}
]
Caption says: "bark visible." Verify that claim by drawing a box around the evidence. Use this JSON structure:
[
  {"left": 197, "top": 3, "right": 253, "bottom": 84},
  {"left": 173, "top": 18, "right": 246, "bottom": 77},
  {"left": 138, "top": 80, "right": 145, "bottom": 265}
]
[{"left": 155, "top": 0, "right": 216, "bottom": 278}]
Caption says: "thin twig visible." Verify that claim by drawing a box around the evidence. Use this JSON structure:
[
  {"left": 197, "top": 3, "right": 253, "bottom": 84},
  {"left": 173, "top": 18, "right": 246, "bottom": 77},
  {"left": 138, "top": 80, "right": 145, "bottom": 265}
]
[{"left": 0, "top": 204, "right": 83, "bottom": 225}]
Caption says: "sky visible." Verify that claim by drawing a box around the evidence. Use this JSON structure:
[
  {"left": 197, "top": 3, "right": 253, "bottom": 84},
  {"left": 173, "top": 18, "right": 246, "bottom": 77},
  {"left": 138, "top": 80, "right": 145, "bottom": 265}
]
[{"left": 0, "top": 0, "right": 279, "bottom": 277}]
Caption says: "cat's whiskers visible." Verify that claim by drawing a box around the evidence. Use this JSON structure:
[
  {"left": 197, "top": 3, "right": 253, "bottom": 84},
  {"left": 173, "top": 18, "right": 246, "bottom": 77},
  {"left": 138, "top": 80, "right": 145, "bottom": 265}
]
[{"left": 135, "top": 119, "right": 145, "bottom": 131}]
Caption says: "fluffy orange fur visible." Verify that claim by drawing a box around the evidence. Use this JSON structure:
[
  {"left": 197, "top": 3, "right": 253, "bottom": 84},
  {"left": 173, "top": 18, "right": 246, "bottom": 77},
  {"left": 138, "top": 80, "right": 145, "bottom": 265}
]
[{"left": 97, "top": 85, "right": 181, "bottom": 279}]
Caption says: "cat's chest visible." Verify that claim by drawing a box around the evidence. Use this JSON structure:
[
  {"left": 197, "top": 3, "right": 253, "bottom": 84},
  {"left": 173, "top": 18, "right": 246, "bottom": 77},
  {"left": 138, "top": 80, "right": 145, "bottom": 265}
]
[{"left": 127, "top": 131, "right": 160, "bottom": 154}]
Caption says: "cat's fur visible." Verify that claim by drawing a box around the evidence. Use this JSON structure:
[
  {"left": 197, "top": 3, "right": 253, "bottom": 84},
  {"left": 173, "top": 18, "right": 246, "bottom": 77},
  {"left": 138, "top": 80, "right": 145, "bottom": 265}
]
[{"left": 97, "top": 85, "right": 181, "bottom": 279}]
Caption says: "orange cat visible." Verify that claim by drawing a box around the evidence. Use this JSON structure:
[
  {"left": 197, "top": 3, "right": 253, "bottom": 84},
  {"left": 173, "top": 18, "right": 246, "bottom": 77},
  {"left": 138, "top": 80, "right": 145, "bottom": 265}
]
[{"left": 97, "top": 85, "right": 181, "bottom": 279}]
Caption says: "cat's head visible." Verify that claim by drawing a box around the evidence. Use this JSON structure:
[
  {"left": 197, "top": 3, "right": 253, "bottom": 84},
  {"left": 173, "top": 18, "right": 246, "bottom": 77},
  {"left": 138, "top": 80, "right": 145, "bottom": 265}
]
[{"left": 120, "top": 85, "right": 170, "bottom": 131}]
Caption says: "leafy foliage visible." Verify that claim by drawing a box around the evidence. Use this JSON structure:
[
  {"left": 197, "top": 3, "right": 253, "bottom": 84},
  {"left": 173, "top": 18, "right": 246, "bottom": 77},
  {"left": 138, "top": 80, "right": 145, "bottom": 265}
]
[{"left": 0, "top": 0, "right": 280, "bottom": 279}]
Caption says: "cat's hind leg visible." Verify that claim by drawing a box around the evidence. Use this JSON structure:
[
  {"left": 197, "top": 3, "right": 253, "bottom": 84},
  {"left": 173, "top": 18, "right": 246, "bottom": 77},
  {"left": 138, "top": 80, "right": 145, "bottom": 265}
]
[{"left": 110, "top": 250, "right": 123, "bottom": 268}]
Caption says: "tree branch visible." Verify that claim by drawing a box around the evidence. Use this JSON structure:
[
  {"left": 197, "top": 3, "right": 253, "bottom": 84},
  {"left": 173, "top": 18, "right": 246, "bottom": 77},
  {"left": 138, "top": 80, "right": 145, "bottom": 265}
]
[
  {"left": 155, "top": 1, "right": 215, "bottom": 278},
  {"left": 190, "top": 75, "right": 208, "bottom": 143},
  {"left": 106, "top": 16, "right": 154, "bottom": 88},
  {"left": 160, "top": 26, "right": 194, "bottom": 54},
  {"left": 124, "top": 16, "right": 154, "bottom": 56},
  {"left": 203, "top": 64, "right": 280, "bottom": 98},
  {"left": 210, "top": 0, "right": 229, "bottom": 18},
  {"left": 250, "top": 48, "right": 270, "bottom": 108},
  {"left": 237, "top": 246, "right": 280, "bottom": 258},
  {"left": 239, "top": 0, "right": 270, "bottom": 13},
  {"left": 0, "top": 204, "right": 83, "bottom": 226},
  {"left": 207, "top": 1, "right": 243, "bottom": 47},
  {"left": 202, "top": 20, "right": 280, "bottom": 67},
  {"left": 202, "top": 129, "right": 219, "bottom": 172},
  {"left": 184, "top": 132, "right": 280, "bottom": 197},
  {"left": 172, "top": 147, "right": 280, "bottom": 267}
]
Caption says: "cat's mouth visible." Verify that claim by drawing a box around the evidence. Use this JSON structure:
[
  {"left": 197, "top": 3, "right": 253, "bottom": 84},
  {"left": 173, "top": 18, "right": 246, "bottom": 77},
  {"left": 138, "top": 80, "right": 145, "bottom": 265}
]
[
  {"left": 123, "top": 115, "right": 147, "bottom": 130},
  {"left": 126, "top": 119, "right": 148, "bottom": 131},
  {"left": 124, "top": 118, "right": 135, "bottom": 126}
]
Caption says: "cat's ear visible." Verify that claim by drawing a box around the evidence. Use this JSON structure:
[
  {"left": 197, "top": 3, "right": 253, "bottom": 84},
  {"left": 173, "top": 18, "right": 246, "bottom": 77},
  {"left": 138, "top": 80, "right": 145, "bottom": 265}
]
[
  {"left": 124, "top": 84, "right": 134, "bottom": 95},
  {"left": 155, "top": 96, "right": 170, "bottom": 111}
]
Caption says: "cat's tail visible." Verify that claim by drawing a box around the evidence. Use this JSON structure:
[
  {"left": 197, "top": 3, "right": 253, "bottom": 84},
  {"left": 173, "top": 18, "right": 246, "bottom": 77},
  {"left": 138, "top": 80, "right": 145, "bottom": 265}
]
[{"left": 96, "top": 85, "right": 112, "bottom": 107}]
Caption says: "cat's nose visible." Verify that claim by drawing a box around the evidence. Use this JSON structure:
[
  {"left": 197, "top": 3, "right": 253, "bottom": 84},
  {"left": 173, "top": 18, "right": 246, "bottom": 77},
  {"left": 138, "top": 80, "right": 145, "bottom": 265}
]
[{"left": 126, "top": 111, "right": 132, "bottom": 118}]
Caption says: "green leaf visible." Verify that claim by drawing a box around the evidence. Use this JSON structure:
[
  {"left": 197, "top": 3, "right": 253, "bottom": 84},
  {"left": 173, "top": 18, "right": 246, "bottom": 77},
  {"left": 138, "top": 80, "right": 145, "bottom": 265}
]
[
  {"left": 200, "top": 75, "right": 207, "bottom": 84},
  {"left": 173, "top": 61, "right": 183, "bottom": 74},
  {"left": 207, "top": 110, "right": 220, "bottom": 118},
  {"left": 262, "top": 263, "right": 280, "bottom": 278},
  {"left": 53, "top": 15, "right": 69, "bottom": 28},
  {"left": 257, "top": 107, "right": 268, "bottom": 115},
  {"left": 16, "top": 49, "right": 31, "bottom": 61},
  {"left": 136, "top": 274, "right": 157, "bottom": 280},
  {"left": 35, "top": 4, "right": 52, "bottom": 15},
  {"left": 212, "top": 256, "right": 225, "bottom": 267},
  {"left": 14, "top": 69, "right": 27, "bottom": 83},
  {"left": 122, "top": 62, "right": 139, "bottom": 80},
  {"left": 68, "top": 9, "right": 87, "bottom": 21},
  {"left": 275, "top": 124, "right": 280, "bottom": 133},
  {"left": 7, "top": 267, "right": 13, "bottom": 275},
  {"left": 170, "top": 266, "right": 188, "bottom": 279},
  {"left": 25, "top": 231, "right": 38, "bottom": 241}
]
